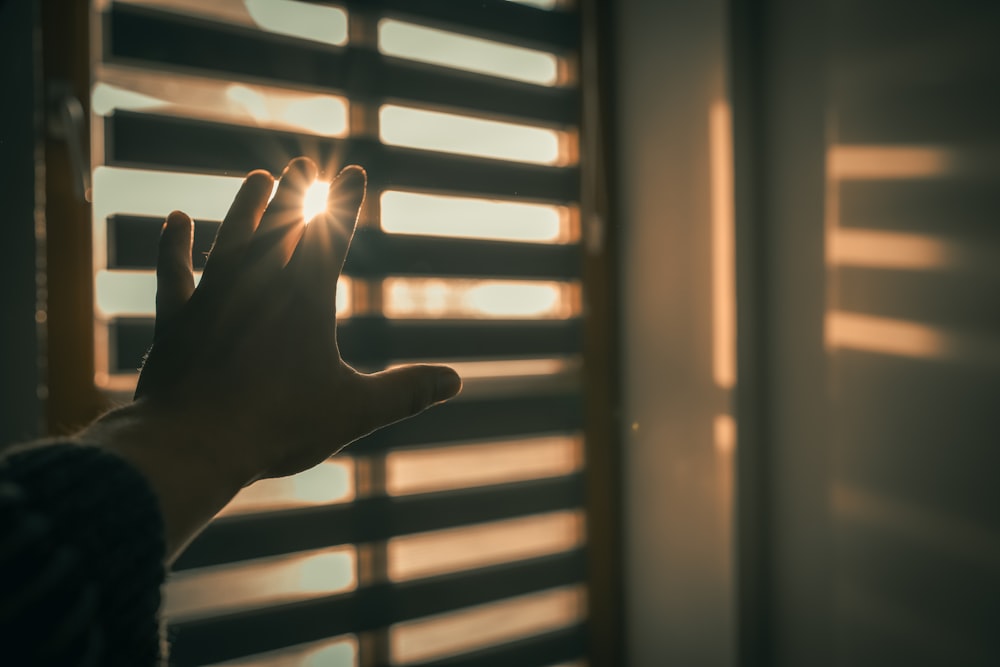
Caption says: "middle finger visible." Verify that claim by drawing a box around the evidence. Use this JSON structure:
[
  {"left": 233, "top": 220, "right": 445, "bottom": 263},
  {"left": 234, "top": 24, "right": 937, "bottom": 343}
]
[{"left": 243, "top": 157, "right": 318, "bottom": 278}]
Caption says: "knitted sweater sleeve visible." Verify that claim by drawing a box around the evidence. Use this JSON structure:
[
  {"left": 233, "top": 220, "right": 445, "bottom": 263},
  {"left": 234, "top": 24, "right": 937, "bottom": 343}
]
[{"left": 0, "top": 442, "right": 166, "bottom": 667}]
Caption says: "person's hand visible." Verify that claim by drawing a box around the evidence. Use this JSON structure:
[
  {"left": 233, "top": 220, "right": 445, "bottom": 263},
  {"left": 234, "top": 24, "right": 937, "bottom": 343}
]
[
  {"left": 83, "top": 157, "right": 461, "bottom": 561},
  {"left": 135, "top": 157, "right": 462, "bottom": 484}
]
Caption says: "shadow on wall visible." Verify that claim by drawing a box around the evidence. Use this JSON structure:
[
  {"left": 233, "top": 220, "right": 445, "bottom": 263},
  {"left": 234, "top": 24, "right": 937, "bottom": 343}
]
[{"left": 824, "top": 2, "right": 1000, "bottom": 665}]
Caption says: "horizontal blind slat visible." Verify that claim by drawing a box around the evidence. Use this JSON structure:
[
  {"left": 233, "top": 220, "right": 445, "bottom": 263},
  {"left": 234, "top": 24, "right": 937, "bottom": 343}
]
[
  {"left": 107, "top": 214, "right": 217, "bottom": 269},
  {"left": 111, "top": 319, "right": 583, "bottom": 372},
  {"left": 175, "top": 473, "right": 584, "bottom": 570},
  {"left": 107, "top": 217, "right": 581, "bottom": 280},
  {"left": 379, "top": 58, "right": 578, "bottom": 126},
  {"left": 347, "top": 320, "right": 582, "bottom": 365},
  {"left": 358, "top": 392, "right": 582, "bottom": 450},
  {"left": 169, "top": 551, "right": 585, "bottom": 664},
  {"left": 106, "top": 112, "right": 579, "bottom": 202},
  {"left": 108, "top": 5, "right": 578, "bottom": 127},
  {"left": 380, "top": 145, "right": 578, "bottom": 202},
  {"left": 349, "top": 0, "right": 579, "bottom": 52},
  {"left": 100, "top": 3, "right": 590, "bottom": 665}
]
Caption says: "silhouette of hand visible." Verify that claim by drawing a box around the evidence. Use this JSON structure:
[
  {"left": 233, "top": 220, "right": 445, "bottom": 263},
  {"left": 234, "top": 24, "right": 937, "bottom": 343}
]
[{"left": 134, "top": 157, "right": 461, "bottom": 486}]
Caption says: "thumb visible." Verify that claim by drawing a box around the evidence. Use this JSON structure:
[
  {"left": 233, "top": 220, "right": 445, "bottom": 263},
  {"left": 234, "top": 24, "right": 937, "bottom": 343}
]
[{"left": 360, "top": 364, "right": 462, "bottom": 431}]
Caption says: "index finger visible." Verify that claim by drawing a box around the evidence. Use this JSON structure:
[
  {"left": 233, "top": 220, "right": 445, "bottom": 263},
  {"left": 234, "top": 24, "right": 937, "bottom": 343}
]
[{"left": 200, "top": 170, "right": 275, "bottom": 292}]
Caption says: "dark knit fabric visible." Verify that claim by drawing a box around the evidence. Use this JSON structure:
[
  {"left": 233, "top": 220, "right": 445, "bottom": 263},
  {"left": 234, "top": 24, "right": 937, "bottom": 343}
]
[{"left": 0, "top": 442, "right": 166, "bottom": 666}]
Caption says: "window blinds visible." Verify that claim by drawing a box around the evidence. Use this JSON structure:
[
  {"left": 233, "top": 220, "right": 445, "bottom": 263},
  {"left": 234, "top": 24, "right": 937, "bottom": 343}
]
[{"left": 90, "top": 1, "right": 587, "bottom": 664}]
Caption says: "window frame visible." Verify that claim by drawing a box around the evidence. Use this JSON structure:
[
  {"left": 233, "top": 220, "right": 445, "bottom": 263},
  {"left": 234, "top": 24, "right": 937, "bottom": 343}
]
[{"left": 40, "top": 0, "right": 624, "bottom": 663}]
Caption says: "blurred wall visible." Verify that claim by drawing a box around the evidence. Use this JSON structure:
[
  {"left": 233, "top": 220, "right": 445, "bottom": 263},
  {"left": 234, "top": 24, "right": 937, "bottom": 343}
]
[
  {"left": 616, "top": 0, "right": 1000, "bottom": 665},
  {"left": 615, "top": 0, "right": 737, "bottom": 665},
  {"left": 0, "top": 0, "right": 41, "bottom": 447},
  {"left": 818, "top": 2, "right": 1000, "bottom": 665}
]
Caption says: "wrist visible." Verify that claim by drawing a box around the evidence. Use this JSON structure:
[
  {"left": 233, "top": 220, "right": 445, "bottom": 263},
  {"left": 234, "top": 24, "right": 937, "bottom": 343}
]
[
  {"left": 81, "top": 400, "right": 246, "bottom": 564},
  {"left": 86, "top": 400, "right": 252, "bottom": 486}
]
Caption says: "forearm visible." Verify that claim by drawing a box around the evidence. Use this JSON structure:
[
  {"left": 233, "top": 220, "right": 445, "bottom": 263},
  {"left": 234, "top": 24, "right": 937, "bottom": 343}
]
[{"left": 81, "top": 400, "right": 246, "bottom": 565}]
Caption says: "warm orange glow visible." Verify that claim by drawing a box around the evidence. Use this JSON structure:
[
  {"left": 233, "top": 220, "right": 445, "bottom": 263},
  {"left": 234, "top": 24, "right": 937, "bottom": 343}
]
[
  {"left": 399, "top": 357, "right": 579, "bottom": 400},
  {"left": 454, "top": 281, "right": 565, "bottom": 318},
  {"left": 302, "top": 180, "right": 330, "bottom": 222},
  {"left": 94, "top": 68, "right": 349, "bottom": 136},
  {"left": 390, "top": 586, "right": 585, "bottom": 664},
  {"left": 91, "top": 168, "right": 348, "bottom": 236},
  {"left": 829, "top": 229, "right": 957, "bottom": 270},
  {"left": 828, "top": 145, "right": 956, "bottom": 180},
  {"left": 388, "top": 511, "right": 584, "bottom": 581},
  {"left": 92, "top": 167, "right": 245, "bottom": 227},
  {"left": 386, "top": 435, "right": 583, "bottom": 496},
  {"left": 380, "top": 190, "right": 571, "bottom": 243},
  {"left": 714, "top": 412, "right": 736, "bottom": 569},
  {"left": 378, "top": 19, "right": 559, "bottom": 86},
  {"left": 383, "top": 278, "right": 576, "bottom": 319},
  {"left": 443, "top": 358, "right": 570, "bottom": 379},
  {"left": 507, "top": 0, "right": 560, "bottom": 7},
  {"left": 243, "top": 0, "right": 347, "bottom": 45},
  {"left": 94, "top": 373, "right": 138, "bottom": 393},
  {"left": 279, "top": 96, "right": 350, "bottom": 137},
  {"left": 116, "top": 0, "right": 348, "bottom": 46},
  {"left": 218, "top": 460, "right": 354, "bottom": 517},
  {"left": 213, "top": 635, "right": 358, "bottom": 667},
  {"left": 380, "top": 105, "right": 563, "bottom": 165},
  {"left": 91, "top": 81, "right": 164, "bottom": 114},
  {"left": 95, "top": 270, "right": 351, "bottom": 318},
  {"left": 713, "top": 414, "right": 736, "bottom": 455},
  {"left": 225, "top": 84, "right": 269, "bottom": 122},
  {"left": 709, "top": 102, "right": 736, "bottom": 389},
  {"left": 827, "top": 311, "right": 1000, "bottom": 365},
  {"left": 226, "top": 84, "right": 350, "bottom": 137},
  {"left": 91, "top": 167, "right": 253, "bottom": 276},
  {"left": 826, "top": 311, "right": 947, "bottom": 359},
  {"left": 384, "top": 358, "right": 572, "bottom": 380},
  {"left": 164, "top": 546, "right": 355, "bottom": 621}
]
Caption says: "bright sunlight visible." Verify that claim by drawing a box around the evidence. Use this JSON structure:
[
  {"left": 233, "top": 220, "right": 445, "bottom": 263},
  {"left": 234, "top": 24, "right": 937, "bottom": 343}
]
[{"left": 302, "top": 180, "right": 330, "bottom": 222}]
